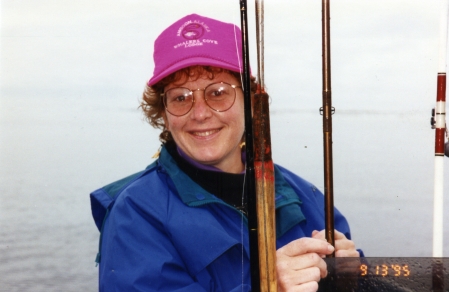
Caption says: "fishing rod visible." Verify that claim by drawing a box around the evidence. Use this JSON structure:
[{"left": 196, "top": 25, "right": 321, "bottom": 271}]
[
  {"left": 253, "top": 0, "right": 277, "bottom": 290},
  {"left": 239, "top": 0, "right": 276, "bottom": 291},
  {"left": 432, "top": 0, "right": 448, "bottom": 259},
  {"left": 239, "top": 0, "right": 259, "bottom": 290},
  {"left": 321, "top": 0, "right": 335, "bottom": 255}
]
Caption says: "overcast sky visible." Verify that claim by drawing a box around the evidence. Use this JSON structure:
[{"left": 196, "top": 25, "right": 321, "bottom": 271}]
[{"left": 2, "top": 0, "right": 447, "bottom": 112}]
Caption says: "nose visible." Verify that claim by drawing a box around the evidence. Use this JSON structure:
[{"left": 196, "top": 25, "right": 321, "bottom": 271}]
[{"left": 190, "top": 89, "right": 212, "bottom": 121}]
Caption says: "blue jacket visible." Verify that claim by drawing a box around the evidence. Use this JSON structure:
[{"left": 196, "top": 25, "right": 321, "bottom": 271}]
[{"left": 90, "top": 146, "right": 355, "bottom": 291}]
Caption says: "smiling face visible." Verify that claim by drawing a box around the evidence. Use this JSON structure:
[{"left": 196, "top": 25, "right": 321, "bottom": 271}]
[{"left": 162, "top": 70, "right": 245, "bottom": 173}]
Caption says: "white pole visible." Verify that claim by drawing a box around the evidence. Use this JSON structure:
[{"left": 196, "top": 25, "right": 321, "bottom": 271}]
[{"left": 432, "top": 0, "right": 448, "bottom": 258}]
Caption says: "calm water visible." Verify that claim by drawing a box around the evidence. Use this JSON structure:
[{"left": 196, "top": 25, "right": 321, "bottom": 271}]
[{"left": 1, "top": 96, "right": 448, "bottom": 291}]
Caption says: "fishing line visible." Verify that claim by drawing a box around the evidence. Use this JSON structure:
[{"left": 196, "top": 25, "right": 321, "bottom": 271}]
[
  {"left": 240, "top": 168, "right": 247, "bottom": 290},
  {"left": 233, "top": 25, "right": 246, "bottom": 92},
  {"left": 232, "top": 18, "right": 248, "bottom": 291}
]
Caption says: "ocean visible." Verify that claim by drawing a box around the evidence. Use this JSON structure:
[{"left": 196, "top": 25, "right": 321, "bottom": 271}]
[{"left": 0, "top": 95, "right": 448, "bottom": 291}]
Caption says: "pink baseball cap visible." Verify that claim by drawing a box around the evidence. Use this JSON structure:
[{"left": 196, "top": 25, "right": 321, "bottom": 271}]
[{"left": 147, "top": 14, "right": 244, "bottom": 86}]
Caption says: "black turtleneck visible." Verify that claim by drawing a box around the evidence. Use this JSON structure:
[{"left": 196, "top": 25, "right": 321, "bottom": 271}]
[{"left": 165, "top": 142, "right": 247, "bottom": 214}]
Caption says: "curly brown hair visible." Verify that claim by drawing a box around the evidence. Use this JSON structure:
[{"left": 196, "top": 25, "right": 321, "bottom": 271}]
[{"left": 140, "top": 65, "right": 256, "bottom": 143}]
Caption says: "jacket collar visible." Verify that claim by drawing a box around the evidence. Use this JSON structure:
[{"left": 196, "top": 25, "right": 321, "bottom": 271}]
[{"left": 158, "top": 144, "right": 306, "bottom": 237}]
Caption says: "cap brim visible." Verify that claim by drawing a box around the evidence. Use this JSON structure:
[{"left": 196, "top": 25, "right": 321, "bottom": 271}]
[{"left": 147, "top": 57, "right": 243, "bottom": 86}]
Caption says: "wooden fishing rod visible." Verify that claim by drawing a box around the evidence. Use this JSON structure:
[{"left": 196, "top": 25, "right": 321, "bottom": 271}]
[
  {"left": 321, "top": 0, "right": 335, "bottom": 255},
  {"left": 253, "top": 0, "right": 277, "bottom": 290},
  {"left": 239, "top": 0, "right": 276, "bottom": 291},
  {"left": 432, "top": 0, "right": 448, "bottom": 260}
]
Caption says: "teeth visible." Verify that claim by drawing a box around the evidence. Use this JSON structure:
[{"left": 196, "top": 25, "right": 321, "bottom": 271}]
[{"left": 193, "top": 130, "right": 218, "bottom": 137}]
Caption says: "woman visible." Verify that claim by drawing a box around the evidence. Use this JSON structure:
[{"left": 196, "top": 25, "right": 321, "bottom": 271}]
[{"left": 91, "top": 14, "right": 361, "bottom": 292}]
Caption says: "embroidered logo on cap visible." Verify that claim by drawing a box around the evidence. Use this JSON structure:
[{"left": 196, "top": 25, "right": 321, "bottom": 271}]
[
  {"left": 174, "top": 20, "right": 218, "bottom": 49},
  {"left": 182, "top": 23, "right": 204, "bottom": 40}
]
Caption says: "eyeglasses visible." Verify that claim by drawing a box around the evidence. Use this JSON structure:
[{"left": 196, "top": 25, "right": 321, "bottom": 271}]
[{"left": 161, "top": 82, "right": 242, "bottom": 117}]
